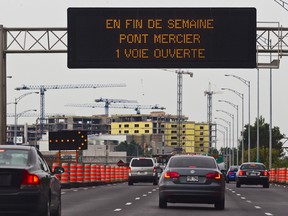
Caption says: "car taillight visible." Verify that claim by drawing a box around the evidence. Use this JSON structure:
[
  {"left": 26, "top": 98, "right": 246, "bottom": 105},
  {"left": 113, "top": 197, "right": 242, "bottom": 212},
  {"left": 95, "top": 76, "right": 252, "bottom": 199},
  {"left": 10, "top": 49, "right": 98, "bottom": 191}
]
[
  {"left": 263, "top": 170, "right": 269, "bottom": 176},
  {"left": 164, "top": 171, "right": 180, "bottom": 179},
  {"left": 21, "top": 170, "right": 40, "bottom": 185},
  {"left": 153, "top": 166, "right": 157, "bottom": 173},
  {"left": 128, "top": 167, "right": 131, "bottom": 173},
  {"left": 239, "top": 170, "right": 245, "bottom": 176},
  {"left": 206, "top": 172, "right": 221, "bottom": 180}
]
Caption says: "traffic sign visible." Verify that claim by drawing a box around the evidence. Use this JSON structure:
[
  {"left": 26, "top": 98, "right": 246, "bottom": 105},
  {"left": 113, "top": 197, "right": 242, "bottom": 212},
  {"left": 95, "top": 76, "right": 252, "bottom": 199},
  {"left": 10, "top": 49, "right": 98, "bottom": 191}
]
[{"left": 68, "top": 8, "right": 256, "bottom": 69}]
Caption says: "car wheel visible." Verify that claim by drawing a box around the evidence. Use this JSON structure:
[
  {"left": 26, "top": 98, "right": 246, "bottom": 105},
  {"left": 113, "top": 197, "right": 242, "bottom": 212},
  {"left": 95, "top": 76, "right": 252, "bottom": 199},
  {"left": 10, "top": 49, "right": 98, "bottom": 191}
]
[
  {"left": 263, "top": 183, "right": 269, "bottom": 188},
  {"left": 159, "top": 197, "right": 167, "bottom": 208},
  {"left": 215, "top": 198, "right": 225, "bottom": 210},
  {"left": 128, "top": 181, "right": 133, "bottom": 186},
  {"left": 236, "top": 182, "right": 241, "bottom": 188},
  {"left": 51, "top": 197, "right": 61, "bottom": 216}
]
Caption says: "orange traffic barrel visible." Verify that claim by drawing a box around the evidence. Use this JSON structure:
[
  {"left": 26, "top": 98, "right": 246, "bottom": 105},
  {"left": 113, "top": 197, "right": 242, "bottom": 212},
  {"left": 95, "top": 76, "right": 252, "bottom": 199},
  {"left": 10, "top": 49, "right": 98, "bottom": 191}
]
[
  {"left": 90, "top": 164, "right": 97, "bottom": 183},
  {"left": 60, "top": 162, "right": 69, "bottom": 185},
  {"left": 100, "top": 165, "right": 105, "bottom": 183},
  {"left": 95, "top": 165, "right": 101, "bottom": 183},
  {"left": 115, "top": 167, "right": 120, "bottom": 182},
  {"left": 70, "top": 163, "right": 77, "bottom": 184},
  {"left": 52, "top": 162, "right": 61, "bottom": 180},
  {"left": 105, "top": 165, "right": 111, "bottom": 183},
  {"left": 111, "top": 166, "right": 116, "bottom": 183},
  {"left": 84, "top": 164, "right": 91, "bottom": 184},
  {"left": 120, "top": 167, "right": 125, "bottom": 182},
  {"left": 77, "top": 163, "right": 83, "bottom": 183},
  {"left": 286, "top": 168, "right": 288, "bottom": 184},
  {"left": 279, "top": 168, "right": 286, "bottom": 183},
  {"left": 269, "top": 168, "right": 275, "bottom": 182},
  {"left": 125, "top": 167, "right": 129, "bottom": 181}
]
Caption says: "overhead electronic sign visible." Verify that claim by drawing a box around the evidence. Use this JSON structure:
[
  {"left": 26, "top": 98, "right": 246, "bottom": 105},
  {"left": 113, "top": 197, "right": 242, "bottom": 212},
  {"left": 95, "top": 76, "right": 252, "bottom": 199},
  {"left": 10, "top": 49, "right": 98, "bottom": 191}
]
[
  {"left": 49, "top": 130, "right": 88, "bottom": 151},
  {"left": 67, "top": 8, "right": 256, "bottom": 68}
]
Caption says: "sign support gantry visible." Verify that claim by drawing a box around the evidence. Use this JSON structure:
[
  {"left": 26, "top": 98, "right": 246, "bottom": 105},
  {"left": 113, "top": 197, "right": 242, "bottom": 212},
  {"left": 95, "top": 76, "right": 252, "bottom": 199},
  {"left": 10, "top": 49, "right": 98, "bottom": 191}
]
[{"left": 1, "top": 24, "right": 288, "bottom": 143}]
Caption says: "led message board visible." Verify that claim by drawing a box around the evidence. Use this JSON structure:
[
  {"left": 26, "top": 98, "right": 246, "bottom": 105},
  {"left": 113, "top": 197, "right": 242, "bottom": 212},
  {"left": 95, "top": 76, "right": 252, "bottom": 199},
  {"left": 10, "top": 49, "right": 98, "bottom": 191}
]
[
  {"left": 68, "top": 8, "right": 256, "bottom": 68},
  {"left": 49, "top": 130, "right": 88, "bottom": 151}
]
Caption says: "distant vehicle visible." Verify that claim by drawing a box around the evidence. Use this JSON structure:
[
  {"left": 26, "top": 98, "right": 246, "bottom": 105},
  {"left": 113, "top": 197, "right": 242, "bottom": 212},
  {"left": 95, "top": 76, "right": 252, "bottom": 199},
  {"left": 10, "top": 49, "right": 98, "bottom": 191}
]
[
  {"left": 158, "top": 155, "right": 225, "bottom": 210},
  {"left": 236, "top": 162, "right": 269, "bottom": 188},
  {"left": 226, "top": 165, "right": 239, "bottom": 183},
  {"left": 128, "top": 157, "right": 158, "bottom": 185},
  {"left": 0, "top": 145, "right": 64, "bottom": 215}
]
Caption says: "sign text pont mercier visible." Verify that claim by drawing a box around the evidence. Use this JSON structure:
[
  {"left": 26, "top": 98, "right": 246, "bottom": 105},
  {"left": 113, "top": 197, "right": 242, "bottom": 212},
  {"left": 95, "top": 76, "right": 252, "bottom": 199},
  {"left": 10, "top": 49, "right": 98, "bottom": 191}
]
[{"left": 67, "top": 8, "right": 256, "bottom": 69}]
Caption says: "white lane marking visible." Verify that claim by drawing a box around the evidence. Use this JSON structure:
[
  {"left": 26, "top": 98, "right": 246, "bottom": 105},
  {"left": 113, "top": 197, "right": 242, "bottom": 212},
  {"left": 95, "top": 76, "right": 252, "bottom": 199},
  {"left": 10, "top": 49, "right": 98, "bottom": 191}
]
[
  {"left": 247, "top": 200, "right": 252, "bottom": 203},
  {"left": 83, "top": 188, "right": 88, "bottom": 190},
  {"left": 143, "top": 194, "right": 147, "bottom": 197},
  {"left": 236, "top": 194, "right": 241, "bottom": 196},
  {"left": 73, "top": 190, "right": 78, "bottom": 192},
  {"left": 232, "top": 191, "right": 236, "bottom": 193},
  {"left": 135, "top": 197, "right": 140, "bottom": 200},
  {"left": 152, "top": 189, "right": 156, "bottom": 191},
  {"left": 92, "top": 186, "right": 96, "bottom": 188},
  {"left": 125, "top": 202, "right": 132, "bottom": 206},
  {"left": 148, "top": 192, "right": 152, "bottom": 194},
  {"left": 114, "top": 209, "right": 122, "bottom": 212},
  {"left": 265, "top": 213, "right": 273, "bottom": 216},
  {"left": 255, "top": 206, "right": 261, "bottom": 209},
  {"left": 156, "top": 188, "right": 159, "bottom": 190},
  {"left": 61, "top": 192, "right": 66, "bottom": 195},
  {"left": 241, "top": 197, "right": 246, "bottom": 200}
]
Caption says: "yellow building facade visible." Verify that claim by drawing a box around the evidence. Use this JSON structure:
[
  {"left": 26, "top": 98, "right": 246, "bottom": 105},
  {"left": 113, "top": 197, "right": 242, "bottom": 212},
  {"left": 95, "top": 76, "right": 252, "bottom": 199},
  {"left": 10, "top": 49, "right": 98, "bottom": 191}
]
[
  {"left": 111, "top": 122, "right": 153, "bottom": 135},
  {"left": 194, "top": 123, "right": 210, "bottom": 154}
]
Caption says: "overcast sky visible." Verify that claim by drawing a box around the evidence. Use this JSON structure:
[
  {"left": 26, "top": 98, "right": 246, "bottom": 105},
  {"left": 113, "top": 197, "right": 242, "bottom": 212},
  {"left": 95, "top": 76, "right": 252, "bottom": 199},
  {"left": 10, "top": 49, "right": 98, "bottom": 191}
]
[{"left": 1, "top": 0, "right": 288, "bottom": 149}]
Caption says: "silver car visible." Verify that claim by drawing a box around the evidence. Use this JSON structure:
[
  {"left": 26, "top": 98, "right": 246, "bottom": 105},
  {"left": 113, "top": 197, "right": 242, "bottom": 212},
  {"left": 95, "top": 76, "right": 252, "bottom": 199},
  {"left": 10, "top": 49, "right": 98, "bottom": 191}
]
[
  {"left": 128, "top": 157, "right": 158, "bottom": 185},
  {"left": 158, "top": 155, "right": 225, "bottom": 209}
]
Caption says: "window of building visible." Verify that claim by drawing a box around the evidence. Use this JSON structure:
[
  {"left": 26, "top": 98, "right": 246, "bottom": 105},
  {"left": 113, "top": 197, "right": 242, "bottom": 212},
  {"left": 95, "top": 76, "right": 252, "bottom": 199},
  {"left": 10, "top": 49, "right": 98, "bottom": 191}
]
[
  {"left": 200, "top": 126, "right": 204, "bottom": 130},
  {"left": 172, "top": 125, "right": 177, "bottom": 128},
  {"left": 183, "top": 125, "right": 186, "bottom": 128},
  {"left": 171, "top": 142, "right": 177, "bottom": 145},
  {"left": 200, "top": 143, "right": 204, "bottom": 147},
  {"left": 172, "top": 131, "right": 177, "bottom": 134},
  {"left": 124, "top": 130, "right": 129, "bottom": 133},
  {"left": 200, "top": 138, "right": 204, "bottom": 141},
  {"left": 182, "top": 131, "right": 186, "bottom": 134},
  {"left": 135, "top": 124, "right": 139, "bottom": 128},
  {"left": 119, "top": 130, "right": 121, "bottom": 134},
  {"left": 145, "top": 130, "right": 149, "bottom": 133},
  {"left": 182, "top": 142, "right": 185, "bottom": 145},
  {"left": 134, "top": 130, "right": 139, "bottom": 133},
  {"left": 200, "top": 132, "right": 204, "bottom": 135},
  {"left": 119, "top": 124, "right": 121, "bottom": 128},
  {"left": 145, "top": 124, "right": 149, "bottom": 127},
  {"left": 124, "top": 124, "right": 129, "bottom": 128},
  {"left": 171, "top": 136, "right": 177, "bottom": 140}
]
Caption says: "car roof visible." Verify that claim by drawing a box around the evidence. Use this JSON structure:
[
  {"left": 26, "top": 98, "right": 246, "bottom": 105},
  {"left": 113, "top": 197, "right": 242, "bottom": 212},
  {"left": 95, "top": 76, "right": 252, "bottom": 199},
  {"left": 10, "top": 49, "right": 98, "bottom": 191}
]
[
  {"left": 0, "top": 145, "right": 34, "bottom": 151},
  {"left": 240, "top": 162, "right": 265, "bottom": 165},
  {"left": 171, "top": 154, "right": 214, "bottom": 159}
]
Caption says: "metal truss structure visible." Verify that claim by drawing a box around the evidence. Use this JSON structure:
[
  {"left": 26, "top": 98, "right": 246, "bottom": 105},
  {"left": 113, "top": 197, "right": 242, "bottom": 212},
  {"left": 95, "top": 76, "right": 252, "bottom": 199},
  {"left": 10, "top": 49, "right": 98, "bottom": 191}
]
[{"left": 1, "top": 24, "right": 288, "bottom": 143}]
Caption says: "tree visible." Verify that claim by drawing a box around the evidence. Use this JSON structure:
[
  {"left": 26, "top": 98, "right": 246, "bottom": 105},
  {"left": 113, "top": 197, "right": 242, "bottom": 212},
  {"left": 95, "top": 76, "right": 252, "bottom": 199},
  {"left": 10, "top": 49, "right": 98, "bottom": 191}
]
[
  {"left": 240, "top": 116, "right": 285, "bottom": 166},
  {"left": 115, "top": 140, "right": 144, "bottom": 157}
]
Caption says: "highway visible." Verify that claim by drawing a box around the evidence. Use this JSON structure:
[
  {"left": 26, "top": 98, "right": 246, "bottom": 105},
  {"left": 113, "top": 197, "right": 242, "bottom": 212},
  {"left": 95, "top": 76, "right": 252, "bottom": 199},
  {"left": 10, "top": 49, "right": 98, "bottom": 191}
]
[{"left": 61, "top": 182, "right": 288, "bottom": 216}]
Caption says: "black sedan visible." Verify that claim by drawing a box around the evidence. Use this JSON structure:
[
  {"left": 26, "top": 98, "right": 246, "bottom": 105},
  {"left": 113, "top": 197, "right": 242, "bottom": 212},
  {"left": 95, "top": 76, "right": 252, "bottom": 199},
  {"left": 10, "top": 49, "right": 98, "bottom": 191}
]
[
  {"left": 158, "top": 155, "right": 225, "bottom": 210},
  {"left": 0, "top": 145, "right": 64, "bottom": 215},
  {"left": 236, "top": 162, "right": 269, "bottom": 188}
]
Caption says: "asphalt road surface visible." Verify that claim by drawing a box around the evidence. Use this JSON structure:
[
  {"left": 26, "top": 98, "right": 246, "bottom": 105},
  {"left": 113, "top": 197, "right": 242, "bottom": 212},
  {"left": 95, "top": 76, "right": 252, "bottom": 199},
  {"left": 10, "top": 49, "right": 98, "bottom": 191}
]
[{"left": 62, "top": 182, "right": 288, "bottom": 216}]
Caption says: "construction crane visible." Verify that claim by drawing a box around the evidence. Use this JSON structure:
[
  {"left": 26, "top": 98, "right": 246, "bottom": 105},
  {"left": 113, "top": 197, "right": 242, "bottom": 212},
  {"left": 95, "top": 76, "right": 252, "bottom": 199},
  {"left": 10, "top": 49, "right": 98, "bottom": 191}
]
[
  {"left": 65, "top": 103, "right": 166, "bottom": 114},
  {"left": 95, "top": 97, "right": 138, "bottom": 116},
  {"left": 274, "top": 0, "right": 288, "bottom": 11},
  {"left": 15, "top": 83, "right": 126, "bottom": 134}
]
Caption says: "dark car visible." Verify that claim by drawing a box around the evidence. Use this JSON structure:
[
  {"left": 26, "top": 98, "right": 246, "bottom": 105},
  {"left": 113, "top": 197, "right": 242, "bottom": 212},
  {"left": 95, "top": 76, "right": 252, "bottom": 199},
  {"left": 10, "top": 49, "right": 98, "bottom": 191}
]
[
  {"left": 0, "top": 145, "right": 64, "bottom": 215},
  {"left": 158, "top": 155, "right": 225, "bottom": 210},
  {"left": 226, "top": 165, "right": 239, "bottom": 183},
  {"left": 128, "top": 157, "right": 158, "bottom": 185},
  {"left": 236, "top": 162, "right": 269, "bottom": 188}
]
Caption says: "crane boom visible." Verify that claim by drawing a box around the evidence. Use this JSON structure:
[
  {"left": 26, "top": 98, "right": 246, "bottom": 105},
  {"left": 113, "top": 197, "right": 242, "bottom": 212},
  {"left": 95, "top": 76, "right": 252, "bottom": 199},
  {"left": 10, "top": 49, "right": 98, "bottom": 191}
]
[
  {"left": 15, "top": 83, "right": 127, "bottom": 134},
  {"left": 66, "top": 103, "right": 166, "bottom": 114}
]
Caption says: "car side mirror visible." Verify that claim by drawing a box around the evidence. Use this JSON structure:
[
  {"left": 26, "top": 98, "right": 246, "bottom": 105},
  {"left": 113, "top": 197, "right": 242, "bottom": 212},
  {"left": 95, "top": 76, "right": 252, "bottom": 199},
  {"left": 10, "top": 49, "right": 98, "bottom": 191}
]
[{"left": 53, "top": 167, "right": 65, "bottom": 174}]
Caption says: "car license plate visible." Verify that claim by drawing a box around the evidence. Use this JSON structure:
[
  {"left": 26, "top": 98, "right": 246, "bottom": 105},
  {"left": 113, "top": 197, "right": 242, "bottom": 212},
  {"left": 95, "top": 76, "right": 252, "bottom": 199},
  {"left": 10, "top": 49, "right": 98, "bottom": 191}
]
[
  {"left": 137, "top": 171, "right": 147, "bottom": 175},
  {"left": 187, "top": 176, "right": 198, "bottom": 182}
]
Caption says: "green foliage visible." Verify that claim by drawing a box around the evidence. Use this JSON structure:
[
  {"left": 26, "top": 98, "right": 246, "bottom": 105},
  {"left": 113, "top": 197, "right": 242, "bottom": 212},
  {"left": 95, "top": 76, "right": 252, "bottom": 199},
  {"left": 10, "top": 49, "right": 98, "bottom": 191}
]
[{"left": 114, "top": 140, "right": 144, "bottom": 157}]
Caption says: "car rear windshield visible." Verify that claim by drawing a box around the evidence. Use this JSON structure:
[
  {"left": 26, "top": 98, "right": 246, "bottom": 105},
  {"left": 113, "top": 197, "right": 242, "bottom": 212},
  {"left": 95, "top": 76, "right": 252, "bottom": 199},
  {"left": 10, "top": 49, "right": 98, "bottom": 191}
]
[
  {"left": 241, "top": 164, "right": 266, "bottom": 170},
  {"left": 131, "top": 159, "right": 154, "bottom": 167},
  {"left": 229, "top": 166, "right": 238, "bottom": 171},
  {"left": 0, "top": 149, "right": 29, "bottom": 167},
  {"left": 169, "top": 157, "right": 217, "bottom": 169}
]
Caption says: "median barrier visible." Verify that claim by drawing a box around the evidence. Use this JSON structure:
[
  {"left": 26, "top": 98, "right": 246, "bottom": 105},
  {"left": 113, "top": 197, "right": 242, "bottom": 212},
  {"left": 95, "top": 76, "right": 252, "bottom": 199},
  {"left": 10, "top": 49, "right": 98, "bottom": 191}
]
[
  {"left": 84, "top": 163, "right": 91, "bottom": 186},
  {"left": 77, "top": 163, "right": 84, "bottom": 184},
  {"left": 60, "top": 162, "right": 70, "bottom": 187}
]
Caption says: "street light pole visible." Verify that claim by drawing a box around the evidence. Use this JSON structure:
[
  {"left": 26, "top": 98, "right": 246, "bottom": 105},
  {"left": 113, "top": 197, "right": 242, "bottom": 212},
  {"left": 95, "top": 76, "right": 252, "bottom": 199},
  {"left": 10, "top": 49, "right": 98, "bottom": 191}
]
[
  {"left": 218, "top": 100, "right": 239, "bottom": 166},
  {"left": 215, "top": 117, "right": 231, "bottom": 167},
  {"left": 216, "top": 110, "right": 234, "bottom": 166},
  {"left": 13, "top": 92, "right": 38, "bottom": 144},
  {"left": 221, "top": 88, "right": 244, "bottom": 163},
  {"left": 216, "top": 123, "right": 228, "bottom": 166},
  {"left": 225, "top": 74, "right": 251, "bottom": 162}
]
